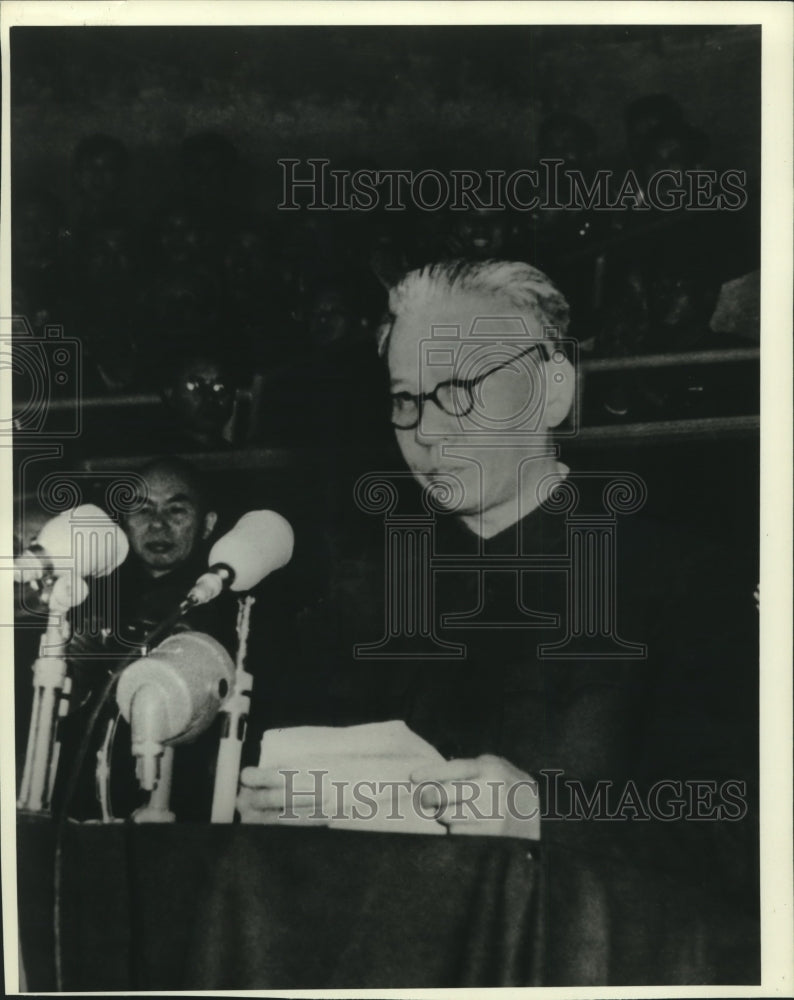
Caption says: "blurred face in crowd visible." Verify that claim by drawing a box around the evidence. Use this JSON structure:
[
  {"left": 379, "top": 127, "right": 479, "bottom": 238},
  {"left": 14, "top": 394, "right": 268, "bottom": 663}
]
[
  {"left": 646, "top": 269, "right": 718, "bottom": 347},
  {"left": 125, "top": 465, "right": 217, "bottom": 577},
  {"left": 309, "top": 287, "right": 357, "bottom": 348},
  {"left": 387, "top": 289, "right": 574, "bottom": 519},
  {"left": 166, "top": 355, "right": 236, "bottom": 436},
  {"left": 450, "top": 210, "right": 510, "bottom": 260},
  {"left": 637, "top": 125, "right": 703, "bottom": 200}
]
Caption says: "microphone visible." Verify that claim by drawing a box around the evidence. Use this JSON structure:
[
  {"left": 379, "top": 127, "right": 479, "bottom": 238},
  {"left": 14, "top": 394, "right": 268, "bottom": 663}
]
[
  {"left": 116, "top": 631, "right": 236, "bottom": 791},
  {"left": 15, "top": 504, "right": 129, "bottom": 584},
  {"left": 49, "top": 575, "right": 90, "bottom": 613},
  {"left": 186, "top": 510, "right": 294, "bottom": 607}
]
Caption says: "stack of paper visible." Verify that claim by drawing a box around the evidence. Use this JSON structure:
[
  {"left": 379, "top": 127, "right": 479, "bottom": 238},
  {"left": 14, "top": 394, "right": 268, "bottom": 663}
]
[{"left": 258, "top": 720, "right": 447, "bottom": 835}]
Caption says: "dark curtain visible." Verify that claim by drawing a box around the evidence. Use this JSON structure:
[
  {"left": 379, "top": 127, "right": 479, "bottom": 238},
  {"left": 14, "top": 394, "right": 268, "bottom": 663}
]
[{"left": 18, "top": 816, "right": 758, "bottom": 990}]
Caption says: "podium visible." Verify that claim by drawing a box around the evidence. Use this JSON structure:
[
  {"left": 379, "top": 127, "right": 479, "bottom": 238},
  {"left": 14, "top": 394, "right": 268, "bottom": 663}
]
[{"left": 17, "top": 815, "right": 758, "bottom": 990}]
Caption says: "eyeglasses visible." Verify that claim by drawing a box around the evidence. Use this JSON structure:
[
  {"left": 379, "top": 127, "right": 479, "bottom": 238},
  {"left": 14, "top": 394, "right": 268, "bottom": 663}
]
[
  {"left": 182, "top": 377, "right": 230, "bottom": 396},
  {"left": 390, "top": 341, "right": 548, "bottom": 430}
]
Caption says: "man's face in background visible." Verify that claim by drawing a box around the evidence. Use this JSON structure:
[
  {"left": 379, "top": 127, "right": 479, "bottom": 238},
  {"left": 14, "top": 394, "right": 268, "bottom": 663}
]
[
  {"left": 167, "top": 356, "right": 235, "bottom": 436},
  {"left": 125, "top": 466, "right": 216, "bottom": 577},
  {"left": 448, "top": 210, "right": 510, "bottom": 260},
  {"left": 387, "top": 290, "right": 574, "bottom": 518}
]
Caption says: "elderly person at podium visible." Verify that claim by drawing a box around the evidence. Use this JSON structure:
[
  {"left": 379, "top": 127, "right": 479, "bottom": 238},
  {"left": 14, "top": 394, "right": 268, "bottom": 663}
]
[{"left": 238, "top": 260, "right": 756, "bottom": 880}]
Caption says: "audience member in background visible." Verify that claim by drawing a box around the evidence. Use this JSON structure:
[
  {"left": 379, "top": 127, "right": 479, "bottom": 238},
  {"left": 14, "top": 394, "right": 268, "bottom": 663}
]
[
  {"left": 634, "top": 119, "right": 710, "bottom": 207},
  {"left": 613, "top": 96, "right": 707, "bottom": 231},
  {"left": 605, "top": 95, "right": 692, "bottom": 254},
  {"left": 369, "top": 210, "right": 417, "bottom": 287},
  {"left": 53, "top": 456, "right": 236, "bottom": 821},
  {"left": 114, "top": 457, "right": 229, "bottom": 631},
  {"left": 442, "top": 208, "right": 522, "bottom": 262},
  {"left": 158, "top": 346, "right": 241, "bottom": 452},
  {"left": 307, "top": 278, "right": 372, "bottom": 351},
  {"left": 594, "top": 231, "right": 752, "bottom": 420},
  {"left": 596, "top": 94, "right": 754, "bottom": 418}
]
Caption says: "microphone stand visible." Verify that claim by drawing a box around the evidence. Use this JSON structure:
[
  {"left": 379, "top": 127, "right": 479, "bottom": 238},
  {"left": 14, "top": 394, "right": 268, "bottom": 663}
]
[
  {"left": 131, "top": 747, "right": 176, "bottom": 823},
  {"left": 18, "top": 577, "right": 77, "bottom": 814},
  {"left": 211, "top": 595, "right": 255, "bottom": 823}
]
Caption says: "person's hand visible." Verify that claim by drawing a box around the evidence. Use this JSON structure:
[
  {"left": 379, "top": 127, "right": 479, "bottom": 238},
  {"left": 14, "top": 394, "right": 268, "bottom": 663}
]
[
  {"left": 236, "top": 765, "right": 328, "bottom": 826},
  {"left": 410, "top": 754, "right": 540, "bottom": 840}
]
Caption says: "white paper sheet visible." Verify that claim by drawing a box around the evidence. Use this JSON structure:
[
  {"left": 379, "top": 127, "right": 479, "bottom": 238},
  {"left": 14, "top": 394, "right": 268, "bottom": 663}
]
[{"left": 258, "top": 720, "right": 447, "bottom": 835}]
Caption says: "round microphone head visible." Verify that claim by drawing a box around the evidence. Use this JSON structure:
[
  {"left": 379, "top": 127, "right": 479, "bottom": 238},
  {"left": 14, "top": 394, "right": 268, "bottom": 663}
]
[
  {"left": 36, "top": 504, "right": 129, "bottom": 578},
  {"left": 117, "top": 630, "right": 235, "bottom": 747},
  {"left": 208, "top": 510, "right": 294, "bottom": 592},
  {"left": 49, "top": 574, "right": 90, "bottom": 613}
]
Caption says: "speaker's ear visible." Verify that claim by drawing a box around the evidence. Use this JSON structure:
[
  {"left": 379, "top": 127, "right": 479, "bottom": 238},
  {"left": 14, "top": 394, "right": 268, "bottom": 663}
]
[{"left": 543, "top": 355, "right": 575, "bottom": 429}]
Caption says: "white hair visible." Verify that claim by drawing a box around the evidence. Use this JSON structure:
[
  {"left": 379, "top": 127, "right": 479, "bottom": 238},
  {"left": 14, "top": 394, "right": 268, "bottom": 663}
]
[{"left": 377, "top": 258, "right": 570, "bottom": 356}]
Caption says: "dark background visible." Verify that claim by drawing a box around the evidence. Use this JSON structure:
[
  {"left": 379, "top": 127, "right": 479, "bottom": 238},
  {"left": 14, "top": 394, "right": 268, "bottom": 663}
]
[
  {"left": 12, "top": 25, "right": 760, "bottom": 208},
  {"left": 10, "top": 24, "right": 761, "bottom": 543}
]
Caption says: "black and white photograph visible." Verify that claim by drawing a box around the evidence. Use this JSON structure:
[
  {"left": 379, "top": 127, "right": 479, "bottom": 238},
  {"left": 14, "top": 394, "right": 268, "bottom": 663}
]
[{"left": 2, "top": 1, "right": 791, "bottom": 994}]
